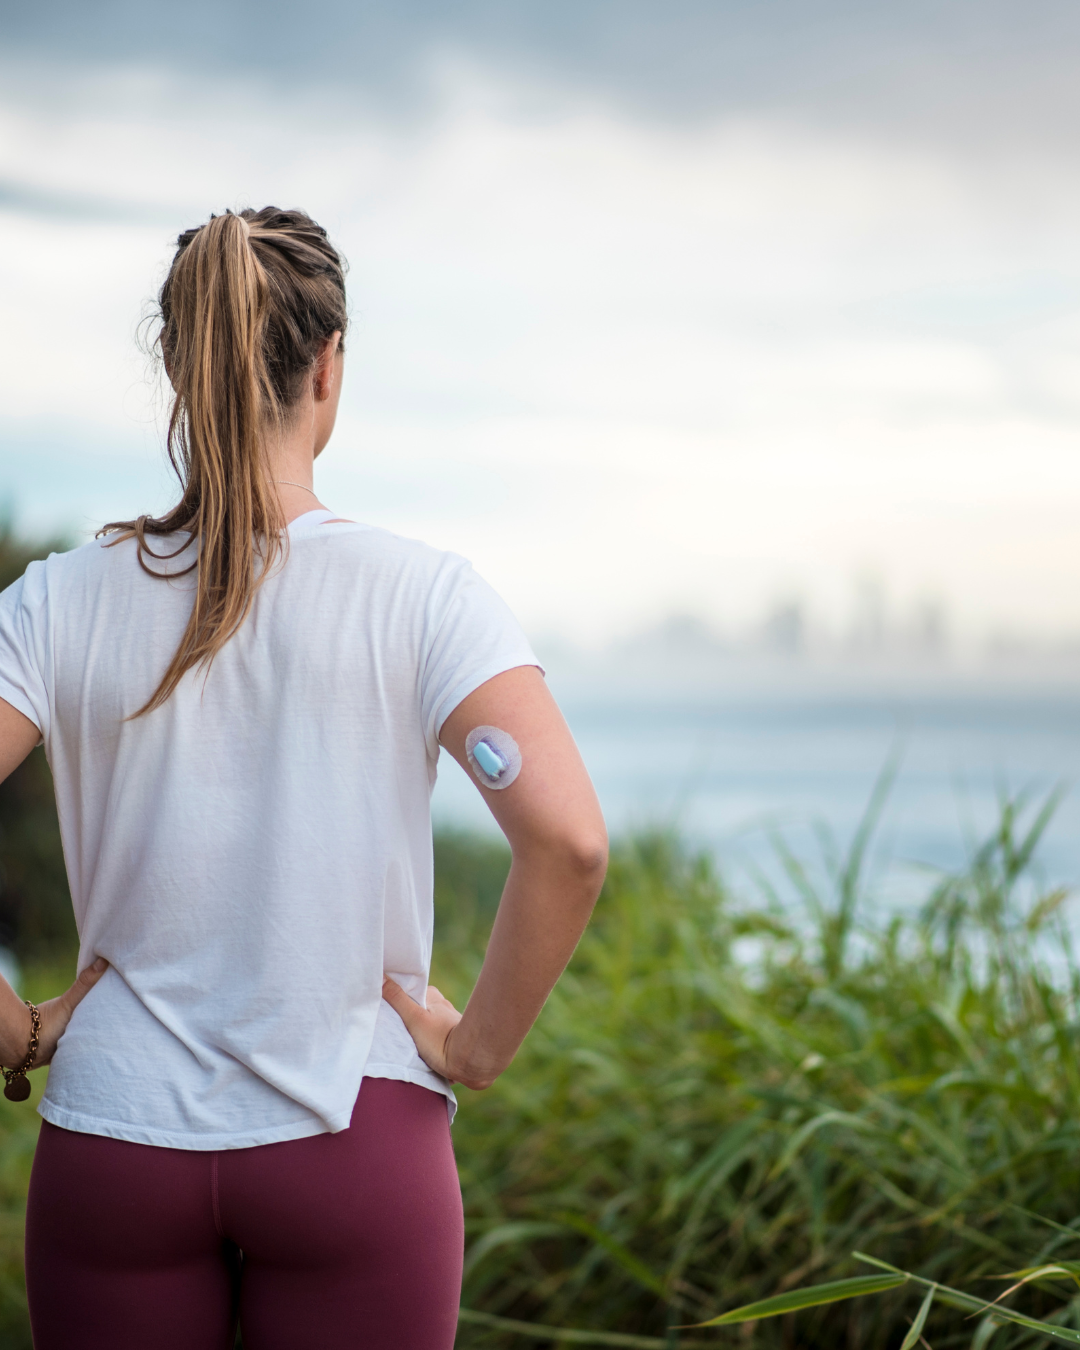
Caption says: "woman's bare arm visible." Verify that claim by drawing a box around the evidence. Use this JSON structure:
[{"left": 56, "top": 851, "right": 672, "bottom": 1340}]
[
  {"left": 0, "top": 698, "right": 39, "bottom": 783},
  {"left": 0, "top": 698, "right": 107, "bottom": 1068},
  {"left": 382, "top": 665, "right": 607, "bottom": 1090}
]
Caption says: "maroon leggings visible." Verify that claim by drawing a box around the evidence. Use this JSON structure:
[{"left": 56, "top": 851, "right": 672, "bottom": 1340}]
[{"left": 24, "top": 1078, "right": 463, "bottom": 1350}]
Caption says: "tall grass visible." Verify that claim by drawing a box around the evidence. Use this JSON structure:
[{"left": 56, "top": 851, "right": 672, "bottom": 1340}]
[
  {"left": 0, "top": 526, "right": 77, "bottom": 962},
  {"left": 438, "top": 793, "right": 1080, "bottom": 1348},
  {"left": 0, "top": 798, "right": 1076, "bottom": 1347}
]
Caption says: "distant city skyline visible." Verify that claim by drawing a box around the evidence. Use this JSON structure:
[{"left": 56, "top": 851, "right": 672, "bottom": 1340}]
[{"left": 2, "top": 5, "right": 1080, "bottom": 645}]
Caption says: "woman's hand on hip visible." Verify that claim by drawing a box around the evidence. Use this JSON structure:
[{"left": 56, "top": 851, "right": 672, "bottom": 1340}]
[
  {"left": 32, "top": 958, "right": 109, "bottom": 1068},
  {"left": 382, "top": 978, "right": 495, "bottom": 1091}
]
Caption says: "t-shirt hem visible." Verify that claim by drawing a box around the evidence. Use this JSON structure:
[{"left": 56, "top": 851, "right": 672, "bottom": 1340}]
[
  {"left": 364, "top": 1062, "right": 458, "bottom": 1122},
  {"left": 0, "top": 677, "right": 43, "bottom": 742},
  {"left": 37, "top": 1097, "right": 347, "bottom": 1151},
  {"left": 431, "top": 658, "right": 545, "bottom": 741},
  {"left": 38, "top": 1066, "right": 457, "bottom": 1148}
]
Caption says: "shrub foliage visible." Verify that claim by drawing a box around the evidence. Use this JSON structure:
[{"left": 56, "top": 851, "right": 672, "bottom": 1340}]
[
  {"left": 0, "top": 727, "right": 1075, "bottom": 1345},
  {"left": 438, "top": 797, "right": 1080, "bottom": 1348}
]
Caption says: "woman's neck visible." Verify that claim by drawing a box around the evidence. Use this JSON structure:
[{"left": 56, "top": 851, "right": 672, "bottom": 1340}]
[
  {"left": 265, "top": 427, "right": 328, "bottom": 524},
  {"left": 265, "top": 349, "right": 343, "bottom": 523},
  {"left": 272, "top": 478, "right": 327, "bottom": 523}
]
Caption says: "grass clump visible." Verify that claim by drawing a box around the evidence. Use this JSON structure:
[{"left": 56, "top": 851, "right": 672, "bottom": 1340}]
[
  {"left": 0, "top": 799, "right": 1075, "bottom": 1348},
  {"left": 0, "top": 526, "right": 77, "bottom": 962},
  {"left": 439, "top": 795, "right": 1080, "bottom": 1348}
]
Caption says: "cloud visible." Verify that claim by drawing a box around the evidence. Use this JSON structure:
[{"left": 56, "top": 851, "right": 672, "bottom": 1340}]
[
  {"left": 5, "top": 0, "right": 1080, "bottom": 151},
  {"left": 2, "top": 54, "right": 1080, "bottom": 640}
]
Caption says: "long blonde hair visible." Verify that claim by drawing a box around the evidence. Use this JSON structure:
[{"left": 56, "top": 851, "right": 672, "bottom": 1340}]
[{"left": 102, "top": 207, "right": 348, "bottom": 715}]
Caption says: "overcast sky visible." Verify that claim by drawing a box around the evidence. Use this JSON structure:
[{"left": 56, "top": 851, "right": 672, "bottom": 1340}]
[{"left": 2, "top": 3, "right": 1080, "bottom": 647}]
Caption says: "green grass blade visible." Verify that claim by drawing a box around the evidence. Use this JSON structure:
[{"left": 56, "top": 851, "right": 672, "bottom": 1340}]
[
  {"left": 1007, "top": 1207, "right": 1080, "bottom": 1242},
  {"left": 689, "top": 1273, "right": 907, "bottom": 1326},
  {"left": 971, "top": 1318, "right": 1002, "bottom": 1349},
  {"left": 853, "top": 1254, "right": 1080, "bottom": 1345},
  {"left": 900, "top": 1284, "right": 936, "bottom": 1350},
  {"left": 458, "top": 1308, "right": 715, "bottom": 1348},
  {"left": 557, "top": 1215, "right": 668, "bottom": 1297},
  {"left": 770, "top": 1109, "right": 874, "bottom": 1177},
  {"left": 462, "top": 1221, "right": 566, "bottom": 1277},
  {"left": 999, "top": 1262, "right": 1080, "bottom": 1283},
  {"left": 833, "top": 746, "right": 902, "bottom": 964},
  {"left": 1013, "top": 784, "right": 1068, "bottom": 878},
  {"left": 853, "top": 1254, "right": 988, "bottom": 1314},
  {"left": 977, "top": 1309, "right": 1080, "bottom": 1346},
  {"left": 990, "top": 1264, "right": 1080, "bottom": 1302}
]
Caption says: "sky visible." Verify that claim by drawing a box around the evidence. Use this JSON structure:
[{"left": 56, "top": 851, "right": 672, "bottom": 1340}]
[{"left": 2, "top": 3, "right": 1080, "bottom": 649}]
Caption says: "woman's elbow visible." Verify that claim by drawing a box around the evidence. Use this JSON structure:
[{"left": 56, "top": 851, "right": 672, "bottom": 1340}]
[
  {"left": 575, "top": 830, "right": 608, "bottom": 880},
  {"left": 563, "top": 825, "right": 608, "bottom": 896},
  {"left": 509, "top": 816, "right": 608, "bottom": 894}
]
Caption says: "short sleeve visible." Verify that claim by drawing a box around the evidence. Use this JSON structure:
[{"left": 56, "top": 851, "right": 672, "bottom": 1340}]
[
  {"left": 420, "top": 559, "right": 542, "bottom": 753},
  {"left": 0, "top": 563, "right": 50, "bottom": 743}
]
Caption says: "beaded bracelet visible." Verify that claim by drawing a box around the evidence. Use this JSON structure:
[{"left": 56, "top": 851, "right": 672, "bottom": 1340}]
[{"left": 3, "top": 1002, "right": 40, "bottom": 1102}]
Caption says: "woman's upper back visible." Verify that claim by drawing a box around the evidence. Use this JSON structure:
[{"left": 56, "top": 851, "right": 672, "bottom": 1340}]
[{"left": 0, "top": 509, "right": 537, "bottom": 1146}]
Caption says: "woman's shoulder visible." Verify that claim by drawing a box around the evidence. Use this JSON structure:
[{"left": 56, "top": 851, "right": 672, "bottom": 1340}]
[
  {"left": 20, "top": 532, "right": 136, "bottom": 584},
  {"left": 299, "top": 518, "right": 472, "bottom": 585},
  {"left": 22, "top": 529, "right": 198, "bottom": 598}
]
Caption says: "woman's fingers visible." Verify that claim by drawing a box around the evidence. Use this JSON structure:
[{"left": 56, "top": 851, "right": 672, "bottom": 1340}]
[
  {"left": 380, "top": 980, "right": 496, "bottom": 1088},
  {"left": 32, "top": 957, "right": 109, "bottom": 1068},
  {"left": 382, "top": 979, "right": 463, "bottom": 1081},
  {"left": 59, "top": 957, "right": 109, "bottom": 1014},
  {"left": 381, "top": 978, "right": 421, "bottom": 1032}
]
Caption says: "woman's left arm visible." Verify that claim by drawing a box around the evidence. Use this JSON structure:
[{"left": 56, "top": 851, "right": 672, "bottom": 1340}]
[
  {"left": 0, "top": 699, "right": 107, "bottom": 1070},
  {"left": 383, "top": 666, "right": 607, "bottom": 1088}
]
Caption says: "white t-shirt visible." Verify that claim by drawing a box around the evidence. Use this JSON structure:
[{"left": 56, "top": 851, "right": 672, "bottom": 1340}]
[{"left": 0, "top": 509, "right": 539, "bottom": 1149}]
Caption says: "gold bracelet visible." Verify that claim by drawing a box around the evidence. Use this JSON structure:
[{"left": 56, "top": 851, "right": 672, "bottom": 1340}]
[{"left": 3, "top": 1002, "right": 40, "bottom": 1102}]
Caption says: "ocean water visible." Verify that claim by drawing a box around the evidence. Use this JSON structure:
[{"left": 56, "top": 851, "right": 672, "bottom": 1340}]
[{"left": 431, "top": 670, "right": 1080, "bottom": 905}]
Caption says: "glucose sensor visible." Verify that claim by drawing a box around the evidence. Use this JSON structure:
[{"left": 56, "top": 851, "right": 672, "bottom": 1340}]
[{"left": 465, "top": 726, "right": 522, "bottom": 790}]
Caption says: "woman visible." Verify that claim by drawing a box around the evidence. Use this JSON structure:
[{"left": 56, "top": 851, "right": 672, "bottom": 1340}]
[{"left": 0, "top": 207, "right": 607, "bottom": 1349}]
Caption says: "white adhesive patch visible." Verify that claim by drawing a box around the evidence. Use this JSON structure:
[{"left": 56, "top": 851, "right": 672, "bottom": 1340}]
[{"left": 465, "top": 726, "right": 522, "bottom": 790}]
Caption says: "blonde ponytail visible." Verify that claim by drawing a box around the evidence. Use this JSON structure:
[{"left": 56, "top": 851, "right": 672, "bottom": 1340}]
[{"left": 102, "top": 208, "right": 348, "bottom": 715}]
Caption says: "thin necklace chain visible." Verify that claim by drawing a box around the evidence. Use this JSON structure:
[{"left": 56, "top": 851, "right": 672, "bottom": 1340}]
[{"left": 273, "top": 480, "right": 319, "bottom": 499}]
